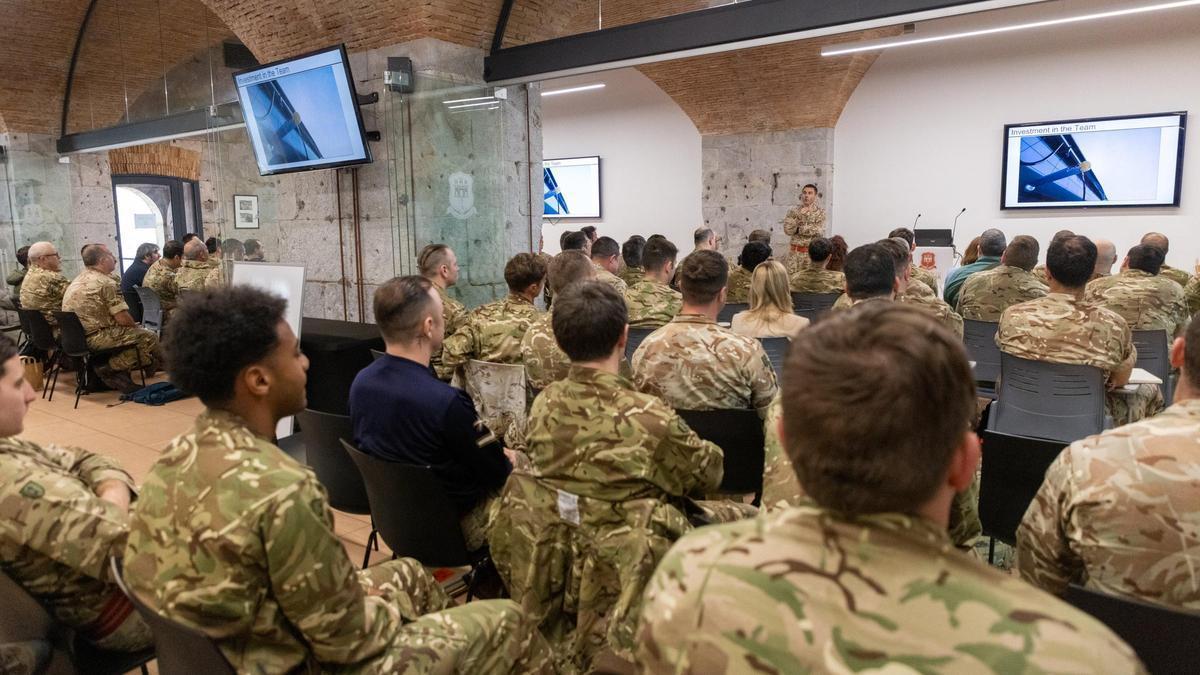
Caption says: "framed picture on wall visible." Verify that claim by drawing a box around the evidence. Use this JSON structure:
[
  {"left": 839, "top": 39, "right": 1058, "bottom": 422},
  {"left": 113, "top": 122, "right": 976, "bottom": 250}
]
[{"left": 234, "top": 194, "right": 259, "bottom": 229}]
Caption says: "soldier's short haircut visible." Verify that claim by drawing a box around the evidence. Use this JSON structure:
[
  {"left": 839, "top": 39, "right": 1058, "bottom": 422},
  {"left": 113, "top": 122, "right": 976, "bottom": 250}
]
[
  {"left": 15, "top": 246, "right": 29, "bottom": 267},
  {"left": 978, "top": 228, "right": 1007, "bottom": 257},
  {"left": 888, "top": 227, "right": 915, "bottom": 248},
  {"left": 223, "top": 238, "right": 245, "bottom": 259},
  {"left": 808, "top": 237, "right": 833, "bottom": 263},
  {"left": 135, "top": 243, "right": 159, "bottom": 261},
  {"left": 374, "top": 275, "right": 436, "bottom": 344},
  {"left": 783, "top": 301, "right": 975, "bottom": 515},
  {"left": 552, "top": 280, "right": 627, "bottom": 362},
  {"left": 549, "top": 250, "right": 595, "bottom": 294},
  {"left": 504, "top": 252, "right": 547, "bottom": 293},
  {"left": 622, "top": 236, "right": 646, "bottom": 268},
  {"left": 81, "top": 244, "right": 107, "bottom": 267},
  {"left": 162, "top": 240, "right": 184, "bottom": 260},
  {"left": 737, "top": 242, "right": 772, "bottom": 273},
  {"left": 641, "top": 238, "right": 678, "bottom": 272},
  {"left": 1046, "top": 235, "right": 1097, "bottom": 288},
  {"left": 580, "top": 225, "right": 597, "bottom": 241},
  {"left": 417, "top": 244, "right": 454, "bottom": 278},
  {"left": 181, "top": 233, "right": 198, "bottom": 244},
  {"left": 1049, "top": 229, "right": 1075, "bottom": 247},
  {"left": 164, "top": 286, "right": 287, "bottom": 405},
  {"left": 679, "top": 250, "right": 728, "bottom": 304},
  {"left": 561, "top": 231, "right": 589, "bottom": 252},
  {"left": 205, "top": 237, "right": 221, "bottom": 255},
  {"left": 244, "top": 239, "right": 263, "bottom": 256},
  {"left": 693, "top": 227, "right": 715, "bottom": 247},
  {"left": 1002, "top": 235, "right": 1039, "bottom": 271},
  {"left": 844, "top": 244, "right": 895, "bottom": 300},
  {"left": 184, "top": 239, "right": 207, "bottom": 260},
  {"left": 748, "top": 229, "right": 772, "bottom": 244},
  {"left": 876, "top": 238, "right": 911, "bottom": 276},
  {"left": 0, "top": 333, "right": 17, "bottom": 365},
  {"left": 591, "top": 236, "right": 620, "bottom": 260},
  {"left": 1141, "top": 232, "right": 1169, "bottom": 253},
  {"left": 1127, "top": 244, "right": 1166, "bottom": 275}
]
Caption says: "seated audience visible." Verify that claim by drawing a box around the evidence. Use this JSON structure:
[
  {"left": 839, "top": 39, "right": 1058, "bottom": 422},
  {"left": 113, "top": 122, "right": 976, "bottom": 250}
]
[
  {"left": 491, "top": 281, "right": 750, "bottom": 670},
  {"left": 746, "top": 228, "right": 772, "bottom": 245},
  {"left": 222, "top": 238, "right": 245, "bottom": 262},
  {"left": 841, "top": 243, "right": 898, "bottom": 303},
  {"left": 1018, "top": 313, "right": 1200, "bottom": 610},
  {"left": 1093, "top": 238, "right": 1117, "bottom": 278},
  {"left": 636, "top": 301, "right": 1141, "bottom": 673},
  {"left": 181, "top": 232, "right": 198, "bottom": 244},
  {"left": 438, "top": 252, "right": 545, "bottom": 380},
  {"left": 956, "top": 234, "right": 1047, "bottom": 321},
  {"left": 581, "top": 225, "right": 598, "bottom": 247},
  {"left": 20, "top": 242, "right": 68, "bottom": 325},
  {"left": 1086, "top": 243, "right": 1188, "bottom": 337},
  {"left": 0, "top": 333, "right": 152, "bottom": 652},
  {"left": 618, "top": 235, "right": 645, "bottom": 287},
  {"left": 788, "top": 236, "right": 845, "bottom": 294},
  {"left": 672, "top": 228, "right": 720, "bottom": 290},
  {"left": 120, "top": 243, "right": 159, "bottom": 293},
  {"left": 522, "top": 250, "right": 596, "bottom": 390},
  {"left": 961, "top": 235, "right": 982, "bottom": 265},
  {"left": 175, "top": 239, "right": 222, "bottom": 292},
  {"left": 62, "top": 244, "right": 161, "bottom": 393},
  {"left": 204, "top": 236, "right": 222, "bottom": 263},
  {"left": 633, "top": 250, "right": 777, "bottom": 415},
  {"left": 1032, "top": 229, "right": 1075, "bottom": 284},
  {"left": 889, "top": 226, "right": 939, "bottom": 291},
  {"left": 836, "top": 239, "right": 964, "bottom": 338},
  {"left": 998, "top": 235, "right": 1157, "bottom": 425},
  {"left": 943, "top": 228, "right": 1005, "bottom": 307},
  {"left": 730, "top": 260, "right": 809, "bottom": 338},
  {"left": 418, "top": 244, "right": 467, "bottom": 376},
  {"left": 351, "top": 276, "right": 514, "bottom": 550},
  {"left": 590, "top": 236, "right": 627, "bottom": 294},
  {"left": 124, "top": 286, "right": 550, "bottom": 673},
  {"left": 725, "top": 241, "right": 771, "bottom": 304},
  {"left": 1142, "top": 231, "right": 1191, "bottom": 289},
  {"left": 625, "top": 238, "right": 682, "bottom": 329},
  {"left": 826, "top": 234, "right": 848, "bottom": 272},
  {"left": 561, "top": 230, "right": 589, "bottom": 255},
  {"left": 243, "top": 238, "right": 265, "bottom": 262},
  {"left": 5, "top": 245, "right": 29, "bottom": 308},
  {"left": 143, "top": 239, "right": 183, "bottom": 312}
]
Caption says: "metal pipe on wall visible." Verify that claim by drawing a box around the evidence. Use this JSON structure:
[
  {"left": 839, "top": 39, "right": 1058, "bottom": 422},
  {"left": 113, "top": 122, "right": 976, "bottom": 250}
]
[
  {"left": 334, "top": 169, "right": 349, "bottom": 321},
  {"left": 351, "top": 167, "right": 366, "bottom": 321}
]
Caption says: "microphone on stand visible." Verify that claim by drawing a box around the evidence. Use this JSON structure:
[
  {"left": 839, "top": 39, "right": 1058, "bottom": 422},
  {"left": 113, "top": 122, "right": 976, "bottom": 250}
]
[
  {"left": 913, "top": 213, "right": 922, "bottom": 229},
  {"left": 951, "top": 207, "right": 967, "bottom": 260}
]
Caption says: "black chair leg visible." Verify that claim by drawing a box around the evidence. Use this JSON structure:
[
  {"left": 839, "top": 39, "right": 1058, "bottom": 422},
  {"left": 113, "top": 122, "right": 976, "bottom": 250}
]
[
  {"left": 362, "top": 529, "right": 376, "bottom": 569},
  {"left": 141, "top": 665, "right": 149, "bottom": 675},
  {"left": 42, "top": 352, "right": 58, "bottom": 399},
  {"left": 987, "top": 537, "right": 996, "bottom": 565}
]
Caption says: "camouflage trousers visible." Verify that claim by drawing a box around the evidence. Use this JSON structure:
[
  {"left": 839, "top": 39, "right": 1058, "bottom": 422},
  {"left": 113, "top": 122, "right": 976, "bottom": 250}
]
[
  {"left": 1107, "top": 384, "right": 1164, "bottom": 427},
  {"left": 91, "top": 610, "right": 153, "bottom": 652},
  {"left": 693, "top": 499, "right": 758, "bottom": 523},
  {"left": 0, "top": 641, "right": 49, "bottom": 675},
  {"left": 86, "top": 326, "right": 160, "bottom": 373}
]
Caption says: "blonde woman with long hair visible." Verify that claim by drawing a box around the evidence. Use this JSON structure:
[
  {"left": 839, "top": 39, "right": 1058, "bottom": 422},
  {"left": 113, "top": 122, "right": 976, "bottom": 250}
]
[{"left": 730, "top": 260, "right": 810, "bottom": 338}]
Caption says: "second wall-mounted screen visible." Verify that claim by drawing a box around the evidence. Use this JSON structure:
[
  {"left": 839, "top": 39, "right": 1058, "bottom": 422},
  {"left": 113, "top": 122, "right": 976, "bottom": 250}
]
[{"left": 544, "top": 156, "right": 601, "bottom": 218}]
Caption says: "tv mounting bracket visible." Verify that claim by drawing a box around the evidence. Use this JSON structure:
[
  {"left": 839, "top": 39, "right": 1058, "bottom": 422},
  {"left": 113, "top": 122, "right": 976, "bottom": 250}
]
[{"left": 356, "top": 92, "right": 381, "bottom": 142}]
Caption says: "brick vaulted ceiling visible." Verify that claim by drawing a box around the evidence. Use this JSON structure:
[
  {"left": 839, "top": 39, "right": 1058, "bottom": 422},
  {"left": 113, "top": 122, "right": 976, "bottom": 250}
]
[{"left": 0, "top": 0, "right": 893, "bottom": 136}]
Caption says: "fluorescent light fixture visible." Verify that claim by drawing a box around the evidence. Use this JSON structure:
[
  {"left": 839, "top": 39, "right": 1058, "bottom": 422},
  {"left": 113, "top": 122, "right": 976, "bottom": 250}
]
[
  {"left": 822, "top": 0, "right": 1200, "bottom": 56},
  {"left": 447, "top": 100, "right": 503, "bottom": 110},
  {"left": 58, "top": 122, "right": 246, "bottom": 156},
  {"left": 443, "top": 95, "right": 495, "bottom": 105},
  {"left": 541, "top": 83, "right": 606, "bottom": 97}
]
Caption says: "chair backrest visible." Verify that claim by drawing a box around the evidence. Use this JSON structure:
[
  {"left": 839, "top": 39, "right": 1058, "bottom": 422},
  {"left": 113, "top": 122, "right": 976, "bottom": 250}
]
[
  {"left": 676, "top": 408, "right": 765, "bottom": 499},
  {"left": 625, "top": 327, "right": 656, "bottom": 361},
  {"left": 1132, "top": 329, "right": 1172, "bottom": 405},
  {"left": 122, "top": 289, "right": 144, "bottom": 323},
  {"left": 791, "top": 292, "right": 841, "bottom": 313},
  {"left": 977, "top": 429, "right": 1064, "bottom": 545},
  {"left": 462, "top": 359, "right": 529, "bottom": 445},
  {"left": 295, "top": 409, "right": 370, "bottom": 515},
  {"left": 0, "top": 569, "right": 53, "bottom": 646},
  {"left": 18, "top": 309, "right": 56, "bottom": 352},
  {"left": 717, "top": 303, "right": 748, "bottom": 324},
  {"left": 51, "top": 311, "right": 90, "bottom": 357},
  {"left": 991, "top": 353, "right": 1106, "bottom": 444},
  {"left": 340, "top": 439, "right": 473, "bottom": 567},
  {"left": 962, "top": 319, "right": 1001, "bottom": 383},
  {"left": 370, "top": 348, "right": 386, "bottom": 361},
  {"left": 136, "top": 286, "right": 164, "bottom": 334},
  {"left": 758, "top": 337, "right": 788, "bottom": 381},
  {"left": 1063, "top": 584, "right": 1200, "bottom": 675},
  {"left": 110, "top": 558, "right": 234, "bottom": 675}
]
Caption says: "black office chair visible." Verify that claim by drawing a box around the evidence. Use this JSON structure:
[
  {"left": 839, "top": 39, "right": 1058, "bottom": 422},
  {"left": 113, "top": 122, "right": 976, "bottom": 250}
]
[
  {"left": 122, "top": 289, "right": 144, "bottom": 323},
  {"left": 295, "top": 409, "right": 378, "bottom": 568},
  {"left": 18, "top": 309, "right": 59, "bottom": 399},
  {"left": 977, "top": 428, "right": 1064, "bottom": 562},
  {"left": 962, "top": 319, "right": 1001, "bottom": 396},
  {"left": 791, "top": 292, "right": 842, "bottom": 322},
  {"left": 341, "top": 440, "right": 492, "bottom": 600},
  {"left": 676, "top": 408, "right": 765, "bottom": 505},
  {"left": 758, "top": 337, "right": 789, "bottom": 381},
  {"left": 370, "top": 348, "right": 386, "bottom": 361},
  {"left": 1132, "top": 329, "right": 1173, "bottom": 405},
  {"left": 52, "top": 311, "right": 145, "bottom": 408},
  {"left": 717, "top": 303, "right": 748, "bottom": 324},
  {"left": 135, "top": 286, "right": 164, "bottom": 336},
  {"left": 110, "top": 558, "right": 234, "bottom": 675},
  {"left": 989, "top": 353, "right": 1108, "bottom": 444},
  {"left": 625, "top": 327, "right": 656, "bottom": 361},
  {"left": 1063, "top": 584, "right": 1200, "bottom": 675}
]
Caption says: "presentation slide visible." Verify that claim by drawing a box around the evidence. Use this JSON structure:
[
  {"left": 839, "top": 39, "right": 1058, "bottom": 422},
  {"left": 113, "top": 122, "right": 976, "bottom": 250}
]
[
  {"left": 544, "top": 156, "right": 601, "bottom": 218},
  {"left": 1002, "top": 113, "right": 1185, "bottom": 209}
]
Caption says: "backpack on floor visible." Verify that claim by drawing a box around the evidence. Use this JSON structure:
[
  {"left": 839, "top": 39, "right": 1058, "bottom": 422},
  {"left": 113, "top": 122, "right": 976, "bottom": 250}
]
[{"left": 120, "top": 381, "right": 189, "bottom": 406}]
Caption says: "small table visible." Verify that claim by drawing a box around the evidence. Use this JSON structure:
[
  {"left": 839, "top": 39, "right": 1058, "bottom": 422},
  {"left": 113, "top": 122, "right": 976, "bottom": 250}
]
[{"left": 300, "top": 317, "right": 384, "bottom": 415}]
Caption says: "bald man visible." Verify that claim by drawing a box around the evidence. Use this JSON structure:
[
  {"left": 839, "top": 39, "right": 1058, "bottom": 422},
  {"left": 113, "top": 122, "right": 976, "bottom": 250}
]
[
  {"left": 1093, "top": 239, "right": 1117, "bottom": 279},
  {"left": 1141, "top": 232, "right": 1191, "bottom": 289},
  {"left": 19, "top": 242, "right": 69, "bottom": 326},
  {"left": 175, "top": 239, "right": 223, "bottom": 292}
]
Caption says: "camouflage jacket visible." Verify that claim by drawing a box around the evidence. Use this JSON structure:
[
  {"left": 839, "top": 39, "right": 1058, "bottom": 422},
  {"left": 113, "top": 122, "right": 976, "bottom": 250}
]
[
  {"left": 636, "top": 505, "right": 1143, "bottom": 674},
  {"left": 520, "top": 310, "right": 568, "bottom": 391},
  {"left": 0, "top": 437, "right": 135, "bottom": 633},
  {"left": 593, "top": 264, "right": 628, "bottom": 295},
  {"left": 782, "top": 205, "right": 826, "bottom": 248},
  {"left": 1083, "top": 269, "right": 1189, "bottom": 335},
  {"left": 789, "top": 266, "right": 844, "bottom": 295},
  {"left": 997, "top": 292, "right": 1134, "bottom": 381},
  {"left": 62, "top": 268, "right": 126, "bottom": 334},
  {"left": 624, "top": 279, "right": 682, "bottom": 329},
  {"left": 911, "top": 264, "right": 939, "bottom": 293},
  {"left": 1032, "top": 263, "right": 1048, "bottom": 285},
  {"left": 1017, "top": 397, "right": 1200, "bottom": 611},
  {"left": 631, "top": 314, "right": 778, "bottom": 414},
  {"left": 142, "top": 259, "right": 179, "bottom": 309},
  {"left": 1159, "top": 263, "right": 1191, "bottom": 290},
  {"left": 1184, "top": 275, "right": 1200, "bottom": 316},
  {"left": 19, "top": 265, "right": 69, "bottom": 322},
  {"left": 174, "top": 259, "right": 221, "bottom": 292},
  {"left": 431, "top": 285, "right": 469, "bottom": 377},
  {"left": 956, "top": 265, "right": 1048, "bottom": 322},
  {"left": 725, "top": 265, "right": 752, "bottom": 303},
  {"left": 834, "top": 281, "right": 963, "bottom": 338},
  {"left": 618, "top": 265, "right": 644, "bottom": 287},
  {"left": 438, "top": 294, "right": 541, "bottom": 380}
]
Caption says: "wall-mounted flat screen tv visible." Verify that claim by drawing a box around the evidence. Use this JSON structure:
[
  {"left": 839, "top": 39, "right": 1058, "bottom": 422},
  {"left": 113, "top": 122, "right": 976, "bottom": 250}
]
[
  {"left": 233, "top": 45, "right": 372, "bottom": 176},
  {"left": 1001, "top": 112, "right": 1186, "bottom": 209},
  {"left": 544, "top": 156, "right": 601, "bottom": 218}
]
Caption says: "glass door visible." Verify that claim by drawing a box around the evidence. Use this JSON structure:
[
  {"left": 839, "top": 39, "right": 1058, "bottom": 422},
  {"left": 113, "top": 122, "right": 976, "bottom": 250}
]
[{"left": 111, "top": 175, "right": 202, "bottom": 271}]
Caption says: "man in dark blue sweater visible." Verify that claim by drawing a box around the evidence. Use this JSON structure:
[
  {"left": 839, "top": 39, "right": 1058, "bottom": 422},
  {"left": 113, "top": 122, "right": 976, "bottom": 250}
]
[
  {"left": 349, "top": 275, "right": 513, "bottom": 550},
  {"left": 120, "top": 243, "right": 160, "bottom": 293}
]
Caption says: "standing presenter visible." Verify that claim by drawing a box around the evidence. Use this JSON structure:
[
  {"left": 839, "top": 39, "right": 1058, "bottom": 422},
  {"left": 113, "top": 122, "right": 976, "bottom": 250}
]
[{"left": 783, "top": 183, "right": 826, "bottom": 275}]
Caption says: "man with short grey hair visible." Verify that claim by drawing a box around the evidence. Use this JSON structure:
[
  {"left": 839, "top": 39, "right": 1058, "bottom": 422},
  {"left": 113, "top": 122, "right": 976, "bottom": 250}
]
[
  {"left": 943, "top": 228, "right": 1006, "bottom": 307},
  {"left": 175, "top": 238, "right": 222, "bottom": 292},
  {"left": 121, "top": 243, "right": 160, "bottom": 293},
  {"left": 20, "top": 241, "right": 69, "bottom": 325},
  {"left": 1093, "top": 239, "right": 1117, "bottom": 279}
]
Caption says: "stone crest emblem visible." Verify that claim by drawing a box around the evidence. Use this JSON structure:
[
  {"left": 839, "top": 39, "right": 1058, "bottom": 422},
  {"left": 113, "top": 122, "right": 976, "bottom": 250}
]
[{"left": 447, "top": 171, "right": 478, "bottom": 220}]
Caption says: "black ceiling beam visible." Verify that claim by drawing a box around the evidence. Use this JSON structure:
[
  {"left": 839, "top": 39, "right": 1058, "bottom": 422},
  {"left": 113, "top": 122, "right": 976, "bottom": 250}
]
[
  {"left": 491, "top": 0, "right": 516, "bottom": 55},
  {"left": 485, "top": 0, "right": 1003, "bottom": 82}
]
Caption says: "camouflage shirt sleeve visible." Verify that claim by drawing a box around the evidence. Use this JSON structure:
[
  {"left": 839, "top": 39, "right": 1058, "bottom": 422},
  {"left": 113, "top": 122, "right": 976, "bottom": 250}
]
[
  {"left": 1015, "top": 448, "right": 1081, "bottom": 596},
  {"left": 99, "top": 278, "right": 128, "bottom": 316},
  {"left": 744, "top": 342, "right": 779, "bottom": 415},
  {"left": 658, "top": 409, "right": 725, "bottom": 495},
  {"left": 43, "top": 442, "right": 136, "bottom": 492},
  {"left": 438, "top": 319, "right": 477, "bottom": 380}
]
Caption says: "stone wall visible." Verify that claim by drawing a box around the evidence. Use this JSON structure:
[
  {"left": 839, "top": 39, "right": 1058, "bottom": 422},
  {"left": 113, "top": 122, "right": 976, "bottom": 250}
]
[{"left": 702, "top": 128, "right": 834, "bottom": 260}]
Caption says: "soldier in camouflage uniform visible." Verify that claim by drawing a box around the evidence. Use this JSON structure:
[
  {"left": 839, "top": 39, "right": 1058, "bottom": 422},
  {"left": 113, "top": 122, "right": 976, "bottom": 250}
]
[
  {"left": 0, "top": 335, "right": 152, "bottom": 652},
  {"left": 1017, "top": 315, "right": 1200, "bottom": 610},
  {"left": 418, "top": 244, "right": 469, "bottom": 377},
  {"left": 833, "top": 239, "right": 964, "bottom": 338},
  {"left": 725, "top": 241, "right": 771, "bottom": 304},
  {"left": 1142, "top": 231, "right": 1192, "bottom": 289},
  {"left": 782, "top": 183, "right": 826, "bottom": 276},
  {"left": 1085, "top": 244, "right": 1189, "bottom": 337},
  {"left": 889, "top": 227, "right": 940, "bottom": 290},
  {"left": 625, "top": 237, "right": 682, "bottom": 329},
  {"left": 142, "top": 239, "right": 183, "bottom": 313},
  {"left": 492, "top": 282, "right": 752, "bottom": 671},
  {"left": 618, "top": 235, "right": 645, "bottom": 287},
  {"left": 789, "top": 237, "right": 845, "bottom": 294},
  {"left": 589, "top": 236, "right": 628, "bottom": 294},
  {"left": 637, "top": 301, "right": 1143, "bottom": 674},
  {"left": 956, "top": 234, "right": 1047, "bottom": 321},
  {"left": 124, "top": 286, "right": 551, "bottom": 674},
  {"left": 174, "top": 239, "right": 222, "bottom": 292},
  {"left": 437, "top": 252, "right": 546, "bottom": 381},
  {"left": 633, "top": 250, "right": 778, "bottom": 415},
  {"left": 19, "top": 242, "right": 69, "bottom": 326},
  {"left": 998, "top": 236, "right": 1158, "bottom": 426},
  {"left": 522, "top": 250, "right": 595, "bottom": 391}
]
